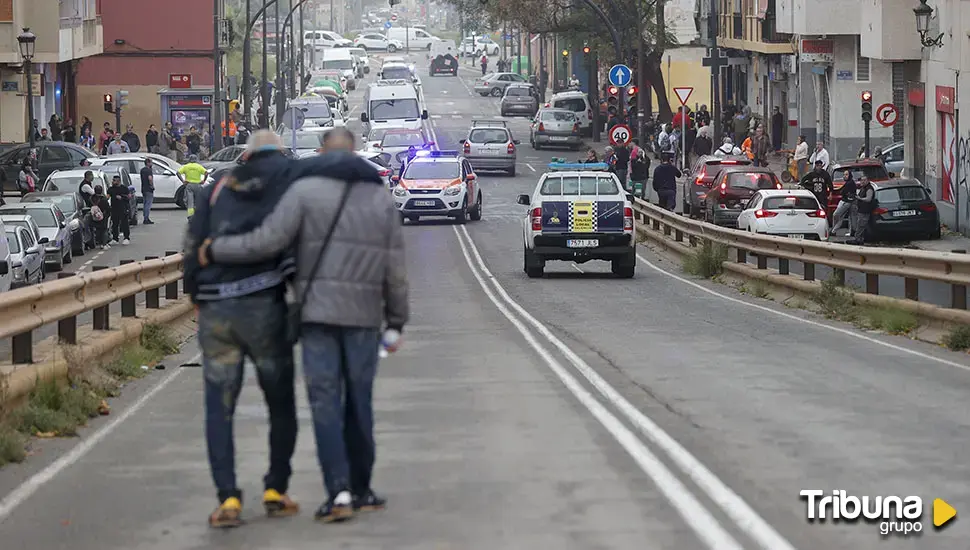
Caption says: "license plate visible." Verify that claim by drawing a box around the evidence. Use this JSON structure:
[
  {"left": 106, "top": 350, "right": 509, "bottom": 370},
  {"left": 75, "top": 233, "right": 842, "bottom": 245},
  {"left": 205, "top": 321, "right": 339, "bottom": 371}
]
[
  {"left": 480, "top": 149, "right": 502, "bottom": 155},
  {"left": 413, "top": 200, "right": 435, "bottom": 206},
  {"left": 893, "top": 210, "right": 916, "bottom": 217},
  {"left": 567, "top": 239, "right": 598, "bottom": 248},
  {"left": 549, "top": 136, "right": 568, "bottom": 141},
  {"left": 787, "top": 234, "right": 805, "bottom": 239}
]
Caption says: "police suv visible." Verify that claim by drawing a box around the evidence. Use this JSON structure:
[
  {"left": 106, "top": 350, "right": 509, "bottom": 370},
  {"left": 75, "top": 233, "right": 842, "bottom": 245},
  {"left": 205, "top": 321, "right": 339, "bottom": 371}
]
[
  {"left": 391, "top": 150, "right": 482, "bottom": 224},
  {"left": 517, "top": 162, "right": 636, "bottom": 278}
]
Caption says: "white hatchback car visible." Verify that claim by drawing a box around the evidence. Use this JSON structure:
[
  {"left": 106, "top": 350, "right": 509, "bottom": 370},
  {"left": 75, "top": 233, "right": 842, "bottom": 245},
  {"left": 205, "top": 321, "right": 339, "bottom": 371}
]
[
  {"left": 736, "top": 189, "right": 828, "bottom": 241},
  {"left": 88, "top": 155, "right": 183, "bottom": 204}
]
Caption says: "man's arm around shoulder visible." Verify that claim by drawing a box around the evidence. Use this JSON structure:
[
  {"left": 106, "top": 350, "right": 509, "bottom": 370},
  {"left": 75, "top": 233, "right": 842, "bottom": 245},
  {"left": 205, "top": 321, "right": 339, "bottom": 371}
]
[
  {"left": 208, "top": 180, "right": 306, "bottom": 264},
  {"left": 182, "top": 185, "right": 215, "bottom": 301}
]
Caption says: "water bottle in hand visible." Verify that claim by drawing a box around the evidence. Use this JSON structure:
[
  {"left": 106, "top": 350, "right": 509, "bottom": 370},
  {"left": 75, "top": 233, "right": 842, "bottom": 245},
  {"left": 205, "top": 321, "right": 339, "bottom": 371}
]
[{"left": 379, "top": 329, "right": 401, "bottom": 358}]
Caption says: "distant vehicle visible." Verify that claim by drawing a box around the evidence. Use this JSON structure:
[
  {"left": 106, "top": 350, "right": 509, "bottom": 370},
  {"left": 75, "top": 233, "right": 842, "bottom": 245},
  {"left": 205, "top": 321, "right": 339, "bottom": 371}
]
[
  {"left": 459, "top": 121, "right": 519, "bottom": 176},
  {"left": 549, "top": 90, "right": 594, "bottom": 137},
  {"left": 385, "top": 27, "right": 439, "bottom": 50},
  {"left": 500, "top": 84, "right": 539, "bottom": 117},
  {"left": 429, "top": 40, "right": 458, "bottom": 76},
  {"left": 517, "top": 162, "right": 636, "bottom": 278},
  {"left": 355, "top": 150, "right": 394, "bottom": 188},
  {"left": 868, "top": 178, "right": 941, "bottom": 240},
  {"left": 377, "top": 129, "right": 434, "bottom": 167},
  {"left": 303, "top": 30, "right": 352, "bottom": 48},
  {"left": 0, "top": 142, "right": 97, "bottom": 194},
  {"left": 460, "top": 35, "right": 499, "bottom": 56},
  {"left": 0, "top": 202, "right": 73, "bottom": 271},
  {"left": 682, "top": 155, "right": 751, "bottom": 218},
  {"left": 474, "top": 72, "right": 527, "bottom": 97},
  {"left": 703, "top": 166, "right": 782, "bottom": 227},
  {"left": 5, "top": 225, "right": 44, "bottom": 288},
  {"left": 391, "top": 150, "right": 481, "bottom": 224},
  {"left": 354, "top": 32, "right": 403, "bottom": 52},
  {"left": 737, "top": 189, "right": 828, "bottom": 241},
  {"left": 21, "top": 190, "right": 90, "bottom": 255},
  {"left": 530, "top": 108, "right": 582, "bottom": 150},
  {"left": 877, "top": 142, "right": 904, "bottom": 176},
  {"left": 320, "top": 48, "right": 358, "bottom": 90},
  {"left": 88, "top": 155, "right": 183, "bottom": 205},
  {"left": 360, "top": 79, "right": 428, "bottom": 137}
]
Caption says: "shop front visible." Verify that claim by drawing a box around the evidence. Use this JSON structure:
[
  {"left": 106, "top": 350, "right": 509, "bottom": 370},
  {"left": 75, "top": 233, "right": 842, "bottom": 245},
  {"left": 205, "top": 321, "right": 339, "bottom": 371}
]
[{"left": 157, "top": 87, "right": 214, "bottom": 136}]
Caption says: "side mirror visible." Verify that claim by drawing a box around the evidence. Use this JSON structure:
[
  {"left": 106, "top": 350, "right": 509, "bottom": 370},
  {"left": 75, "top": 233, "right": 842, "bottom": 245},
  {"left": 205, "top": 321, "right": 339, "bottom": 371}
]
[
  {"left": 626, "top": 193, "right": 636, "bottom": 202},
  {"left": 513, "top": 140, "right": 521, "bottom": 145},
  {"left": 360, "top": 112, "right": 369, "bottom": 122},
  {"left": 0, "top": 260, "right": 6, "bottom": 275},
  {"left": 926, "top": 187, "right": 933, "bottom": 195},
  {"left": 466, "top": 174, "right": 476, "bottom": 181},
  {"left": 38, "top": 237, "right": 49, "bottom": 244},
  {"left": 25, "top": 246, "right": 39, "bottom": 255},
  {"left": 516, "top": 194, "right": 531, "bottom": 205},
  {"left": 391, "top": 175, "right": 400, "bottom": 183},
  {"left": 458, "top": 139, "right": 466, "bottom": 144},
  {"left": 888, "top": 172, "right": 896, "bottom": 177},
  {"left": 59, "top": 221, "right": 66, "bottom": 229},
  {"left": 421, "top": 110, "right": 429, "bottom": 120}
]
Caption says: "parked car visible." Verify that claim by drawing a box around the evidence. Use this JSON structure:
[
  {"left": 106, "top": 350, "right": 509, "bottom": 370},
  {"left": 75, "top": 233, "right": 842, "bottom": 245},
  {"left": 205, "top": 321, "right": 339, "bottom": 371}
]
[
  {"left": 0, "top": 214, "right": 42, "bottom": 247},
  {"left": 529, "top": 108, "right": 582, "bottom": 150},
  {"left": 737, "top": 189, "right": 828, "bottom": 241},
  {"left": 826, "top": 159, "right": 890, "bottom": 216},
  {"left": 21, "top": 190, "right": 90, "bottom": 255},
  {"left": 868, "top": 178, "right": 941, "bottom": 240},
  {"left": 703, "top": 166, "right": 782, "bottom": 227},
  {"left": 0, "top": 202, "right": 72, "bottom": 271},
  {"left": 877, "top": 142, "right": 904, "bottom": 176},
  {"left": 500, "top": 84, "right": 539, "bottom": 117},
  {"left": 0, "top": 142, "right": 97, "bottom": 194},
  {"left": 5, "top": 225, "right": 45, "bottom": 287},
  {"left": 88, "top": 154, "right": 183, "bottom": 207},
  {"left": 474, "top": 72, "right": 527, "bottom": 97},
  {"left": 682, "top": 155, "right": 752, "bottom": 217}
]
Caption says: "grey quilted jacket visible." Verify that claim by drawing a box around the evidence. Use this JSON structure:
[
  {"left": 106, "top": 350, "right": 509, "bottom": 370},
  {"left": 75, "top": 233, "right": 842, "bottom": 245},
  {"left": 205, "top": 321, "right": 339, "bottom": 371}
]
[{"left": 208, "top": 176, "right": 408, "bottom": 330}]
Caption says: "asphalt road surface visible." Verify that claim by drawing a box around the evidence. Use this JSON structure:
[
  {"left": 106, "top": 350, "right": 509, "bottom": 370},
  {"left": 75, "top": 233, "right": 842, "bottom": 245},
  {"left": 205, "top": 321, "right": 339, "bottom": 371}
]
[{"left": 0, "top": 53, "right": 968, "bottom": 549}]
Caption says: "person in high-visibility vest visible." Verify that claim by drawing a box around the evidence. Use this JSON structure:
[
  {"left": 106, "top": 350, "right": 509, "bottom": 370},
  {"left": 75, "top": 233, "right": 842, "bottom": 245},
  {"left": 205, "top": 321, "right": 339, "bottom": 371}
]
[
  {"left": 220, "top": 119, "right": 237, "bottom": 146},
  {"left": 179, "top": 154, "right": 208, "bottom": 219}
]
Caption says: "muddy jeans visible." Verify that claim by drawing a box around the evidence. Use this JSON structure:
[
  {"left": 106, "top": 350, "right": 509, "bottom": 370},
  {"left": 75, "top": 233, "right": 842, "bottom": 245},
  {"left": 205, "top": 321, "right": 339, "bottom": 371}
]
[
  {"left": 852, "top": 212, "right": 871, "bottom": 243},
  {"left": 199, "top": 290, "right": 296, "bottom": 502},
  {"left": 301, "top": 323, "right": 380, "bottom": 499}
]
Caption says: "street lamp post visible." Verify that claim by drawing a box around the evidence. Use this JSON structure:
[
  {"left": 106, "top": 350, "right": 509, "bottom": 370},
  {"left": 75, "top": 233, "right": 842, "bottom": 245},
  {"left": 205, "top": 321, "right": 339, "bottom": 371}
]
[
  {"left": 242, "top": 0, "right": 281, "bottom": 124},
  {"left": 17, "top": 28, "right": 36, "bottom": 148},
  {"left": 913, "top": 0, "right": 944, "bottom": 47}
]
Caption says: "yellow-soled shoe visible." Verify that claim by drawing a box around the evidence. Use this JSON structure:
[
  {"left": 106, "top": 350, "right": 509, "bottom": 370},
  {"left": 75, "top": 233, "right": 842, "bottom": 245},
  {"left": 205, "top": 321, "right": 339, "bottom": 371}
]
[
  {"left": 209, "top": 497, "right": 243, "bottom": 528},
  {"left": 263, "top": 489, "right": 300, "bottom": 517}
]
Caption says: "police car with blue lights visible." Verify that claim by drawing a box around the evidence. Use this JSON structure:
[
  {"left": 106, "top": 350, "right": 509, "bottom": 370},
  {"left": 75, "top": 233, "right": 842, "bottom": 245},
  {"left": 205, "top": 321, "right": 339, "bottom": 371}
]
[
  {"left": 517, "top": 161, "right": 636, "bottom": 278},
  {"left": 391, "top": 150, "right": 483, "bottom": 224}
]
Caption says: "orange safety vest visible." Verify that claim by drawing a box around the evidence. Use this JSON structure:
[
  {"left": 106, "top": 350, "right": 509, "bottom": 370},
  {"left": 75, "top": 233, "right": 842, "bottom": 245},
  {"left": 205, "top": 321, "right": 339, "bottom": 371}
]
[
  {"left": 741, "top": 136, "right": 754, "bottom": 160},
  {"left": 221, "top": 120, "right": 237, "bottom": 137}
]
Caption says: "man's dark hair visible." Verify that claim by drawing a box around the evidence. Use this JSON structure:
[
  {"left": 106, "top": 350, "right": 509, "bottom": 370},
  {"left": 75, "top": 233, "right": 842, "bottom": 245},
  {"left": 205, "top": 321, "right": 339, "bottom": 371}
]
[
  {"left": 145, "top": 158, "right": 152, "bottom": 165},
  {"left": 322, "top": 127, "right": 355, "bottom": 148},
  {"left": 83, "top": 170, "right": 93, "bottom": 179}
]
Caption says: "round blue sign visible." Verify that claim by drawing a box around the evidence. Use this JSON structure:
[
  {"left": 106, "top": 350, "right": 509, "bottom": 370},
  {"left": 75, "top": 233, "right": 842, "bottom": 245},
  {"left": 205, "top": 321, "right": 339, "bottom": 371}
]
[{"left": 384, "top": 21, "right": 392, "bottom": 29}]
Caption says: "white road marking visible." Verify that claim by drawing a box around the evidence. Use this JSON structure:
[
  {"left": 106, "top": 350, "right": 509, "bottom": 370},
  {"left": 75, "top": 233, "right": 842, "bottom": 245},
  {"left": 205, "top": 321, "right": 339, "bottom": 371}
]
[
  {"left": 451, "top": 115, "right": 462, "bottom": 119},
  {"left": 457, "top": 225, "right": 797, "bottom": 550},
  {"left": 451, "top": 226, "right": 745, "bottom": 549},
  {"left": 526, "top": 163, "right": 536, "bottom": 172},
  {"left": 0, "top": 352, "right": 199, "bottom": 523},
  {"left": 431, "top": 115, "right": 442, "bottom": 119},
  {"left": 571, "top": 263, "right": 583, "bottom": 273},
  {"left": 636, "top": 252, "right": 970, "bottom": 373}
]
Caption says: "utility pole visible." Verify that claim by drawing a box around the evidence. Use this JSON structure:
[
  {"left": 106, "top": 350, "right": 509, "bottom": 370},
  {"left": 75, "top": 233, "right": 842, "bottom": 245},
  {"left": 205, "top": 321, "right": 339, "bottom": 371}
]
[
  {"left": 243, "top": 0, "right": 251, "bottom": 123},
  {"left": 261, "top": 2, "right": 268, "bottom": 128},
  {"left": 213, "top": 0, "right": 223, "bottom": 152},
  {"left": 656, "top": 0, "right": 667, "bottom": 122},
  {"left": 330, "top": 0, "right": 334, "bottom": 29},
  {"left": 275, "top": 0, "right": 285, "bottom": 124},
  {"left": 636, "top": 22, "right": 645, "bottom": 143},
  {"left": 288, "top": 0, "right": 296, "bottom": 98},
  {"left": 299, "top": 2, "right": 305, "bottom": 93}
]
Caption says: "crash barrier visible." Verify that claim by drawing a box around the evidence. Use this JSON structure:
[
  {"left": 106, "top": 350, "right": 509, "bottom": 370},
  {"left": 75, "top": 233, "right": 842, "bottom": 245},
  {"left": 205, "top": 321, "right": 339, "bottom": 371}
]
[
  {"left": 632, "top": 198, "right": 970, "bottom": 311},
  {"left": 0, "top": 251, "right": 186, "bottom": 365}
]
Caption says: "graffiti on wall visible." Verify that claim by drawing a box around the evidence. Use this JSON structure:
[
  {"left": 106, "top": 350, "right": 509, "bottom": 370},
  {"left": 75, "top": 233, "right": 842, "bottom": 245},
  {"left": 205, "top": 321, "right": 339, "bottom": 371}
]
[
  {"left": 957, "top": 129, "right": 970, "bottom": 205},
  {"left": 941, "top": 113, "right": 956, "bottom": 203}
]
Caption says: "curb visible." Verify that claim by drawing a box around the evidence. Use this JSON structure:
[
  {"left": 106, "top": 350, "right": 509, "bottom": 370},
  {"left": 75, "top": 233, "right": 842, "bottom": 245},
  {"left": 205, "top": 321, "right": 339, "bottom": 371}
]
[{"left": 1, "top": 299, "right": 194, "bottom": 406}]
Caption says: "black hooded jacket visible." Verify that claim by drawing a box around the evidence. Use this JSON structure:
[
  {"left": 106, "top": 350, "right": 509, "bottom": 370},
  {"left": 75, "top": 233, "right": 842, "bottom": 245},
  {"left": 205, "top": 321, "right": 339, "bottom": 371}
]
[{"left": 183, "top": 150, "right": 384, "bottom": 302}]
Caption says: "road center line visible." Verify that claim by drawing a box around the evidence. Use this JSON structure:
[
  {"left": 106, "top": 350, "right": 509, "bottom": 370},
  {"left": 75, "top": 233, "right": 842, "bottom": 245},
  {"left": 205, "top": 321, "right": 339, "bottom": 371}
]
[{"left": 526, "top": 163, "right": 536, "bottom": 172}]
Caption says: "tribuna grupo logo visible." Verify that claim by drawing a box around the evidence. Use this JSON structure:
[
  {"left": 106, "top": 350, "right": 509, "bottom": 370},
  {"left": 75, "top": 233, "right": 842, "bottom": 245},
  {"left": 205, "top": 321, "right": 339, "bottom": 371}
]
[{"left": 800, "top": 490, "right": 922, "bottom": 536}]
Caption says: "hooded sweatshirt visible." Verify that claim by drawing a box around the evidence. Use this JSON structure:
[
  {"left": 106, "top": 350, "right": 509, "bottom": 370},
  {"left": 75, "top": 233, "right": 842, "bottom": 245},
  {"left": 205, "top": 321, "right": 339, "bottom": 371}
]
[{"left": 184, "top": 150, "right": 384, "bottom": 302}]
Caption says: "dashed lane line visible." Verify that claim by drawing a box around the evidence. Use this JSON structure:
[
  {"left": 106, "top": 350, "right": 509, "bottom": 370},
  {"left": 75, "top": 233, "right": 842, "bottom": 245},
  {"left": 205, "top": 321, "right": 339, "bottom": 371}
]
[{"left": 526, "top": 163, "right": 536, "bottom": 172}]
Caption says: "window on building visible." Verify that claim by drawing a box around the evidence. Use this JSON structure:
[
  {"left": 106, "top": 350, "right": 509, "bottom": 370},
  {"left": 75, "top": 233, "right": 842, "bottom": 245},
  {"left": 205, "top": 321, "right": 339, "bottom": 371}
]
[{"left": 856, "top": 36, "right": 871, "bottom": 83}]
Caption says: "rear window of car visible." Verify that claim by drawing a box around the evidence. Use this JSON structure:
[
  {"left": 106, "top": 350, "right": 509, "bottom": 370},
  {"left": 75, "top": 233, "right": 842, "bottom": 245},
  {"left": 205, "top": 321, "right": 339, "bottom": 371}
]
[
  {"left": 553, "top": 98, "right": 587, "bottom": 112},
  {"left": 541, "top": 110, "right": 576, "bottom": 122},
  {"left": 876, "top": 186, "right": 929, "bottom": 203},
  {"left": 506, "top": 87, "right": 531, "bottom": 97},
  {"left": 726, "top": 172, "right": 778, "bottom": 190},
  {"left": 763, "top": 196, "right": 820, "bottom": 210},
  {"left": 832, "top": 165, "right": 889, "bottom": 182},
  {"left": 540, "top": 176, "right": 619, "bottom": 195},
  {"left": 469, "top": 129, "right": 509, "bottom": 144}
]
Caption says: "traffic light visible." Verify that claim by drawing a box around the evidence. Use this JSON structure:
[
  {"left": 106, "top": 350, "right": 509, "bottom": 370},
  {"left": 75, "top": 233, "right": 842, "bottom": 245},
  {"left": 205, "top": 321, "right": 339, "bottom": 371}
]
[
  {"left": 861, "top": 90, "right": 872, "bottom": 122},
  {"left": 103, "top": 93, "right": 114, "bottom": 113},
  {"left": 583, "top": 46, "right": 590, "bottom": 54},
  {"left": 627, "top": 85, "right": 638, "bottom": 97},
  {"left": 118, "top": 89, "right": 129, "bottom": 107},
  {"left": 561, "top": 49, "right": 568, "bottom": 58},
  {"left": 607, "top": 86, "right": 619, "bottom": 115}
]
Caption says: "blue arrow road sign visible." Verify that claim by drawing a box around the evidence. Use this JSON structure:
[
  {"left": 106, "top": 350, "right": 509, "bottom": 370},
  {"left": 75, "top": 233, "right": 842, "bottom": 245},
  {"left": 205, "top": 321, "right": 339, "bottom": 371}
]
[
  {"left": 609, "top": 64, "right": 632, "bottom": 87},
  {"left": 384, "top": 21, "right": 392, "bottom": 29}
]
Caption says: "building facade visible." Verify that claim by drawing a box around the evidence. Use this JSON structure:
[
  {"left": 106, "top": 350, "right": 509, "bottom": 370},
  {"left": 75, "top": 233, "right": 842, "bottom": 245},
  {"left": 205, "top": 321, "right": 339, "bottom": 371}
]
[
  {"left": 75, "top": 0, "right": 215, "bottom": 136},
  {"left": 0, "top": 0, "right": 102, "bottom": 142},
  {"left": 653, "top": 0, "right": 710, "bottom": 114}
]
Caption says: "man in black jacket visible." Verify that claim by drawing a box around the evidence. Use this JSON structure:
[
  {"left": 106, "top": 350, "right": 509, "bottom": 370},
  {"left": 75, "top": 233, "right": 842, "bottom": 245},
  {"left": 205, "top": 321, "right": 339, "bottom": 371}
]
[
  {"left": 628, "top": 140, "right": 651, "bottom": 199},
  {"left": 612, "top": 144, "right": 631, "bottom": 190},
  {"left": 799, "top": 160, "right": 834, "bottom": 212},
  {"left": 106, "top": 175, "right": 130, "bottom": 245},
  {"left": 652, "top": 154, "right": 681, "bottom": 210},
  {"left": 183, "top": 129, "right": 387, "bottom": 528}
]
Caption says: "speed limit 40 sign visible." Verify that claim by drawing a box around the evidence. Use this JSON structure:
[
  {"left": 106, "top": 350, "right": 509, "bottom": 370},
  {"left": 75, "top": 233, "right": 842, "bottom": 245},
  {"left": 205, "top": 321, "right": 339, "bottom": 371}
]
[{"left": 609, "top": 124, "right": 632, "bottom": 147}]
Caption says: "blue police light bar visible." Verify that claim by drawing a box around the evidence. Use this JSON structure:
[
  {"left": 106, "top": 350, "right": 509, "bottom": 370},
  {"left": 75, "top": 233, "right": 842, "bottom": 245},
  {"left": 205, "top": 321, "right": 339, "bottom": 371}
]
[
  {"left": 415, "top": 150, "right": 459, "bottom": 158},
  {"left": 547, "top": 162, "right": 609, "bottom": 171}
]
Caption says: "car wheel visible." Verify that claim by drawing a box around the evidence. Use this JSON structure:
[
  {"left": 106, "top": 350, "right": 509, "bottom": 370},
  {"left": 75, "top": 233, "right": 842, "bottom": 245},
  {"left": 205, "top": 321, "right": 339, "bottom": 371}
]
[
  {"left": 507, "top": 165, "right": 516, "bottom": 176},
  {"left": 533, "top": 141, "right": 541, "bottom": 150},
  {"left": 388, "top": 44, "right": 397, "bottom": 53},
  {"left": 470, "top": 192, "right": 483, "bottom": 221},
  {"left": 490, "top": 87, "right": 502, "bottom": 97},
  {"left": 524, "top": 248, "right": 544, "bottom": 278},
  {"left": 454, "top": 198, "right": 468, "bottom": 224},
  {"left": 63, "top": 247, "right": 73, "bottom": 265}
]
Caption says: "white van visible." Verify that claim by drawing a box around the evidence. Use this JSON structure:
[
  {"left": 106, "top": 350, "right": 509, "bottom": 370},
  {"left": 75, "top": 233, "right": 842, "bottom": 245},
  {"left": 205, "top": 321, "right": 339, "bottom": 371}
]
[
  {"left": 0, "top": 219, "right": 11, "bottom": 293},
  {"left": 320, "top": 48, "right": 358, "bottom": 90},
  {"left": 360, "top": 80, "right": 428, "bottom": 137},
  {"left": 385, "top": 27, "right": 439, "bottom": 50}
]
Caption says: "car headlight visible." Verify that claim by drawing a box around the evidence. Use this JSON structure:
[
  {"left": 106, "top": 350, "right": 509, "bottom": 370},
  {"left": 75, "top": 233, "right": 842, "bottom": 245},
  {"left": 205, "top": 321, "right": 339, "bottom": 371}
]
[
  {"left": 68, "top": 219, "right": 80, "bottom": 231},
  {"left": 443, "top": 186, "right": 462, "bottom": 196},
  {"left": 393, "top": 187, "right": 408, "bottom": 197},
  {"left": 11, "top": 263, "right": 24, "bottom": 280}
]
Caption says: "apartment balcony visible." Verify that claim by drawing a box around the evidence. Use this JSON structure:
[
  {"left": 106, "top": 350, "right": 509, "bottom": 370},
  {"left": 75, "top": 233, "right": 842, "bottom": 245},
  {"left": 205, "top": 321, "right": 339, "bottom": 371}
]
[{"left": 717, "top": 12, "right": 795, "bottom": 55}]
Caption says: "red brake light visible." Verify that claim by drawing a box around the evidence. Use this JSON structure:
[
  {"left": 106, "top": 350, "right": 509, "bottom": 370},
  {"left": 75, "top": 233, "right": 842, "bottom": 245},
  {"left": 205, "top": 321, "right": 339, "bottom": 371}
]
[
  {"left": 623, "top": 206, "right": 633, "bottom": 230},
  {"left": 695, "top": 168, "right": 706, "bottom": 184},
  {"left": 378, "top": 169, "right": 391, "bottom": 177},
  {"left": 754, "top": 209, "right": 778, "bottom": 219},
  {"left": 721, "top": 160, "right": 738, "bottom": 164},
  {"left": 507, "top": 142, "right": 515, "bottom": 154},
  {"left": 806, "top": 209, "right": 826, "bottom": 218},
  {"left": 719, "top": 181, "right": 727, "bottom": 192},
  {"left": 463, "top": 141, "right": 470, "bottom": 154},
  {"left": 531, "top": 207, "right": 542, "bottom": 230},
  {"left": 919, "top": 203, "right": 937, "bottom": 212},
  {"left": 573, "top": 123, "right": 580, "bottom": 133},
  {"left": 776, "top": 182, "right": 783, "bottom": 189},
  {"left": 538, "top": 122, "right": 545, "bottom": 132},
  {"left": 587, "top": 109, "right": 592, "bottom": 121},
  {"left": 873, "top": 207, "right": 889, "bottom": 215}
]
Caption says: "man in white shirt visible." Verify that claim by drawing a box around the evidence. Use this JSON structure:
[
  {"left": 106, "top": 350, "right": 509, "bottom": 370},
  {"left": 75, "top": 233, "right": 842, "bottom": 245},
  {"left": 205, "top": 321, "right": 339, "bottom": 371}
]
[
  {"left": 809, "top": 141, "right": 830, "bottom": 170},
  {"left": 107, "top": 134, "right": 131, "bottom": 155},
  {"left": 714, "top": 137, "right": 742, "bottom": 157}
]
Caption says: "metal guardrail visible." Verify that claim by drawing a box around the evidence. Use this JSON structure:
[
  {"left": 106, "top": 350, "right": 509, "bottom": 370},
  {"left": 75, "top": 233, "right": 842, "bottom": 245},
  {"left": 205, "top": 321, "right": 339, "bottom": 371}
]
[
  {"left": 0, "top": 251, "right": 185, "bottom": 364},
  {"left": 632, "top": 198, "right": 970, "bottom": 310}
]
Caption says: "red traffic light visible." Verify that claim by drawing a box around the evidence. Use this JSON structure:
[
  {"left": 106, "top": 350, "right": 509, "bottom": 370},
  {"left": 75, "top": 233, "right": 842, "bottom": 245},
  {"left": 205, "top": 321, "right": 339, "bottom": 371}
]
[
  {"left": 608, "top": 86, "right": 618, "bottom": 95},
  {"left": 627, "top": 86, "right": 638, "bottom": 96},
  {"left": 582, "top": 46, "right": 590, "bottom": 54},
  {"left": 861, "top": 91, "right": 872, "bottom": 102},
  {"left": 103, "top": 93, "right": 112, "bottom": 102}
]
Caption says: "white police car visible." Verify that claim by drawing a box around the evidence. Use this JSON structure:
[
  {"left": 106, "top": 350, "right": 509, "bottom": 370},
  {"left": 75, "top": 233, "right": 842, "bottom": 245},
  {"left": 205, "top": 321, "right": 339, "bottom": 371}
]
[
  {"left": 391, "top": 150, "right": 482, "bottom": 224},
  {"left": 517, "top": 161, "right": 636, "bottom": 278}
]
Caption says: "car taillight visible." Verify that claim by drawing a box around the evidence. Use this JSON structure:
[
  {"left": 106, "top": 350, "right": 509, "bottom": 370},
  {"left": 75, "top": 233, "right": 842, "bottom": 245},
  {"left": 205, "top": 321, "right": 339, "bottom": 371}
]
[
  {"left": 695, "top": 169, "right": 706, "bottom": 184},
  {"left": 573, "top": 123, "right": 580, "bottom": 133},
  {"left": 378, "top": 169, "right": 391, "bottom": 177},
  {"left": 721, "top": 160, "right": 738, "bottom": 164},
  {"left": 623, "top": 206, "right": 633, "bottom": 230},
  {"left": 531, "top": 207, "right": 542, "bottom": 230},
  {"left": 538, "top": 122, "right": 545, "bottom": 132},
  {"left": 775, "top": 183, "right": 783, "bottom": 189},
  {"left": 463, "top": 141, "right": 470, "bottom": 154},
  {"left": 919, "top": 203, "right": 937, "bottom": 212},
  {"left": 587, "top": 109, "right": 592, "bottom": 121},
  {"left": 507, "top": 142, "right": 515, "bottom": 154},
  {"left": 873, "top": 207, "right": 888, "bottom": 215},
  {"left": 806, "top": 209, "right": 826, "bottom": 218},
  {"left": 754, "top": 209, "right": 777, "bottom": 218},
  {"left": 719, "top": 181, "right": 726, "bottom": 192}
]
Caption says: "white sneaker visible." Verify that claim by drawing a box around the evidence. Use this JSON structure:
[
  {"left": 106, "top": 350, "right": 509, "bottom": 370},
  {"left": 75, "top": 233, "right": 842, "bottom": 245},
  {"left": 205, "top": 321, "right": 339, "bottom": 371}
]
[
  {"left": 333, "top": 491, "right": 352, "bottom": 506},
  {"left": 102, "top": 244, "right": 110, "bottom": 250},
  {"left": 122, "top": 239, "right": 130, "bottom": 245}
]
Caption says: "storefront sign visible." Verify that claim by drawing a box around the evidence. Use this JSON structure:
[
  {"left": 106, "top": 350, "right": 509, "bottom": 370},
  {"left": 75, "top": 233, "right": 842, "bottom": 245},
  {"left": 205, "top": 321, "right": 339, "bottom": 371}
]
[
  {"left": 936, "top": 86, "right": 955, "bottom": 113},
  {"left": 169, "top": 74, "right": 192, "bottom": 89},
  {"left": 799, "top": 39, "right": 834, "bottom": 63},
  {"left": 169, "top": 95, "right": 211, "bottom": 107}
]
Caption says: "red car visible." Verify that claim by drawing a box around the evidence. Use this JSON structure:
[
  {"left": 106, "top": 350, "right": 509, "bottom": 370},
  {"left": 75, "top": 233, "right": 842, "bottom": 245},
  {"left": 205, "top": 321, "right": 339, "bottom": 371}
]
[{"left": 824, "top": 159, "right": 891, "bottom": 215}]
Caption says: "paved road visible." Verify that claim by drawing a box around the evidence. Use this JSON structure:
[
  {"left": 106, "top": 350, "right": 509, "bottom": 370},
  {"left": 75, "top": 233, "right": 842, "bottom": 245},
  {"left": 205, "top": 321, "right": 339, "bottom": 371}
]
[{"left": 1, "top": 53, "right": 969, "bottom": 549}]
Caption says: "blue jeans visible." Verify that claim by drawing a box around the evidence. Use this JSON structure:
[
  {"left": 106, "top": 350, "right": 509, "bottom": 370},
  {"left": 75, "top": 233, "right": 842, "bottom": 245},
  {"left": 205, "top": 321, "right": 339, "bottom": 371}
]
[
  {"left": 142, "top": 191, "right": 154, "bottom": 222},
  {"left": 301, "top": 323, "right": 380, "bottom": 499},
  {"left": 199, "top": 290, "right": 297, "bottom": 502}
]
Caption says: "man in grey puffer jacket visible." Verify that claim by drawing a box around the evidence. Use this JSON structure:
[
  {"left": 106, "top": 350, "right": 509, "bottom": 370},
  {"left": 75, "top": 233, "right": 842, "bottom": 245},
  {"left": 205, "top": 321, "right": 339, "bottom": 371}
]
[{"left": 199, "top": 150, "right": 408, "bottom": 523}]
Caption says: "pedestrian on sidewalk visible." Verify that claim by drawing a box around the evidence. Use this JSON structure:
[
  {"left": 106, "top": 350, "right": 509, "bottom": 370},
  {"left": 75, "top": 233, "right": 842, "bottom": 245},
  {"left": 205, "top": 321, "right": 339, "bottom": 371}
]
[
  {"left": 851, "top": 176, "right": 875, "bottom": 244},
  {"left": 183, "top": 130, "right": 303, "bottom": 528},
  {"left": 140, "top": 158, "right": 156, "bottom": 224},
  {"left": 831, "top": 169, "right": 857, "bottom": 236},
  {"left": 693, "top": 122, "right": 713, "bottom": 158},
  {"left": 794, "top": 135, "right": 809, "bottom": 179},
  {"left": 809, "top": 141, "right": 830, "bottom": 170},
  {"left": 107, "top": 133, "right": 130, "bottom": 154},
  {"left": 480, "top": 54, "right": 488, "bottom": 76},
  {"left": 771, "top": 107, "right": 784, "bottom": 151},
  {"left": 146, "top": 124, "right": 159, "bottom": 153},
  {"left": 652, "top": 153, "right": 681, "bottom": 210},
  {"left": 749, "top": 124, "right": 771, "bottom": 167},
  {"left": 90, "top": 185, "right": 110, "bottom": 250},
  {"left": 629, "top": 140, "right": 651, "bottom": 199},
  {"left": 199, "top": 139, "right": 409, "bottom": 524},
  {"left": 107, "top": 175, "right": 130, "bottom": 245},
  {"left": 714, "top": 136, "right": 742, "bottom": 157},
  {"left": 122, "top": 124, "right": 141, "bottom": 152}
]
